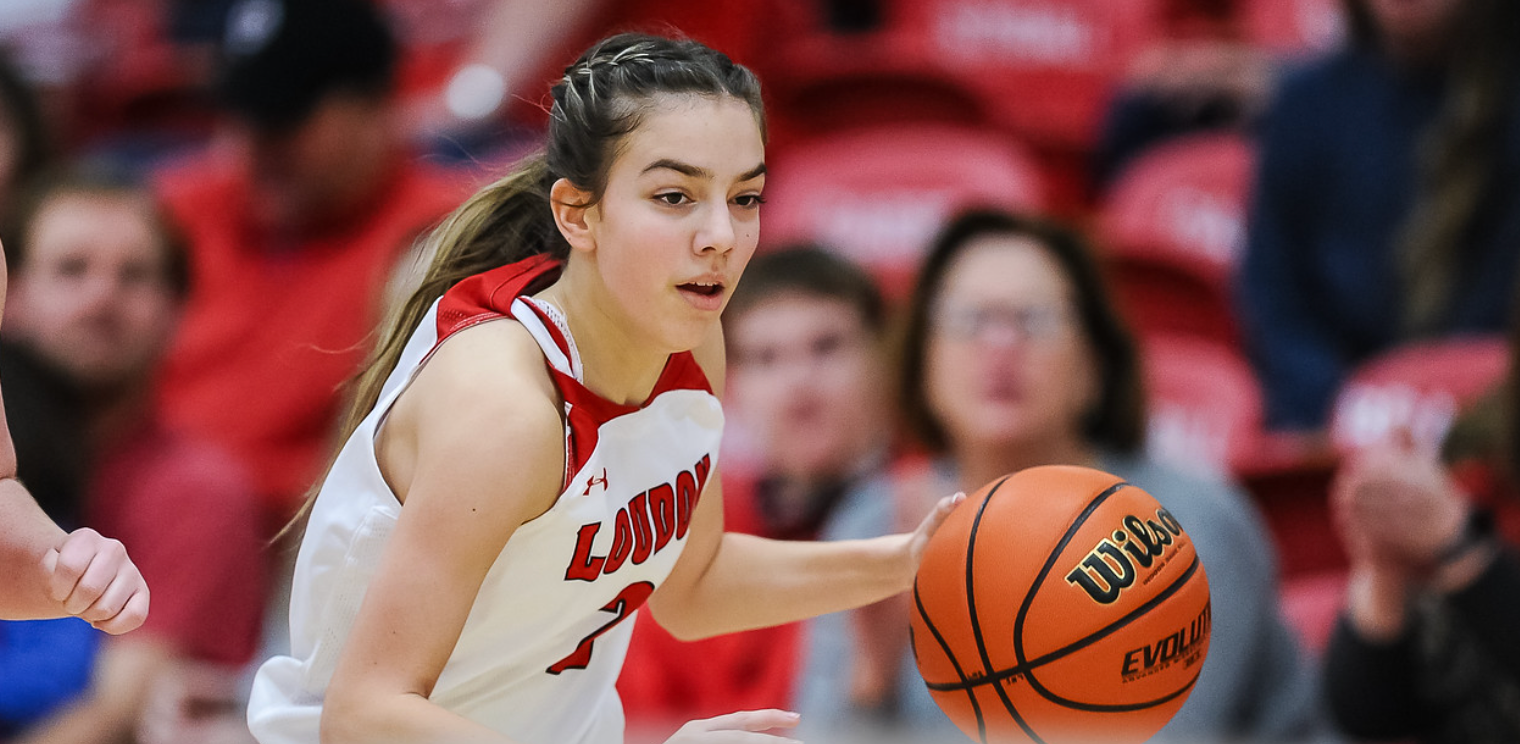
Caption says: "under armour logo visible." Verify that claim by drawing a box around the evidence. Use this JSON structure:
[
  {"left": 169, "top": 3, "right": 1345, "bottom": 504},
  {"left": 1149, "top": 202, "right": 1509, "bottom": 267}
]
[{"left": 582, "top": 469, "right": 609, "bottom": 496}]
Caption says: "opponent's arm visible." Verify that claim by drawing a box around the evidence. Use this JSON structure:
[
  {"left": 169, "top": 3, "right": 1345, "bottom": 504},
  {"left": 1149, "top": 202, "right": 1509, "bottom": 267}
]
[
  {"left": 647, "top": 325, "right": 963, "bottom": 641},
  {"left": 0, "top": 249, "right": 147, "bottom": 632}
]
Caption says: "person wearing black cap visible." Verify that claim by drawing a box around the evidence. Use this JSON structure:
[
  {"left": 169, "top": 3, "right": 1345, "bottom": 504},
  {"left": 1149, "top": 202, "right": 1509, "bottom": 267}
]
[{"left": 150, "top": 0, "right": 468, "bottom": 534}]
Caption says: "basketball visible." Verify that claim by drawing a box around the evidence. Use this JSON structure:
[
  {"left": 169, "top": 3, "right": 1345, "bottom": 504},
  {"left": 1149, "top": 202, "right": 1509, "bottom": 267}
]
[{"left": 911, "top": 465, "right": 1211, "bottom": 744}]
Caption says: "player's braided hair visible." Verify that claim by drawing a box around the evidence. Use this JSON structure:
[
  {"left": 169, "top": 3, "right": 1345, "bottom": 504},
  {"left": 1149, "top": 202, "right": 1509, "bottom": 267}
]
[
  {"left": 278, "top": 33, "right": 764, "bottom": 540},
  {"left": 546, "top": 33, "right": 765, "bottom": 204}
]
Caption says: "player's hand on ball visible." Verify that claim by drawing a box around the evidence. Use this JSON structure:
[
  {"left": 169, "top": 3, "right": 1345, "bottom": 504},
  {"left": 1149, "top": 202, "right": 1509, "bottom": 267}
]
[
  {"left": 905, "top": 491, "right": 967, "bottom": 577},
  {"left": 665, "top": 710, "right": 802, "bottom": 743},
  {"left": 43, "top": 527, "right": 150, "bottom": 634}
]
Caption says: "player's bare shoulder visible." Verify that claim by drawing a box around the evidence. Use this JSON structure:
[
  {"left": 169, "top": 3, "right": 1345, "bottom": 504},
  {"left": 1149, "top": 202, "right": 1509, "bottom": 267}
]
[{"left": 380, "top": 318, "right": 564, "bottom": 515}]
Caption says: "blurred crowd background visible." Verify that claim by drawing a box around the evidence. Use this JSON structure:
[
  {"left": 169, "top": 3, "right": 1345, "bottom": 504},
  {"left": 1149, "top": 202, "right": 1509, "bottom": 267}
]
[{"left": 3, "top": 0, "right": 1520, "bottom": 743}]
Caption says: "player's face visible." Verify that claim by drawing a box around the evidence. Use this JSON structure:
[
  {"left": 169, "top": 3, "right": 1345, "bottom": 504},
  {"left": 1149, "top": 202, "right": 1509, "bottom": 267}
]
[
  {"left": 728, "top": 293, "right": 885, "bottom": 480},
  {"left": 10, "top": 193, "right": 179, "bottom": 391},
  {"left": 583, "top": 94, "right": 765, "bottom": 353},
  {"left": 924, "top": 235, "right": 1098, "bottom": 451}
]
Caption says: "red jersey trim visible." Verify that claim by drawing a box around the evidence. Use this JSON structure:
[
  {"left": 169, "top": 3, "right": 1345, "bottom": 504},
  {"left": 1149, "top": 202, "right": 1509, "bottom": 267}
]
[
  {"left": 432, "top": 254, "right": 716, "bottom": 488},
  {"left": 435, "top": 253, "right": 563, "bottom": 341}
]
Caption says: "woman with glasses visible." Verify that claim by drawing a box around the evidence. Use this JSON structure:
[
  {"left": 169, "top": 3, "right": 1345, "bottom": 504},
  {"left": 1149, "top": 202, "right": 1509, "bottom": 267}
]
[{"left": 802, "top": 209, "right": 1334, "bottom": 743}]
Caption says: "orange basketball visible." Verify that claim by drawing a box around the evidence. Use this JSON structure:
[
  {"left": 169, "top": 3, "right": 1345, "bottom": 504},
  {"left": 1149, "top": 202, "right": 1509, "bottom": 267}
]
[{"left": 911, "top": 465, "right": 1211, "bottom": 744}]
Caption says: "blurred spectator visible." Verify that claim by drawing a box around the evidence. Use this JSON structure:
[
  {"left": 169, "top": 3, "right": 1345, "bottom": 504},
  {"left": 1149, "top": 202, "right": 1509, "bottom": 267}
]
[
  {"left": 385, "top": 0, "right": 773, "bottom": 159},
  {"left": 619, "top": 246, "right": 894, "bottom": 741},
  {"left": 1324, "top": 310, "right": 1520, "bottom": 741},
  {"left": 151, "top": 0, "right": 466, "bottom": 530},
  {"left": 1239, "top": 0, "right": 1520, "bottom": 431},
  {"left": 3, "top": 167, "right": 265, "bottom": 744},
  {"left": 1094, "top": 0, "right": 1274, "bottom": 191},
  {"left": 850, "top": 209, "right": 1331, "bottom": 742},
  {"left": 0, "top": 52, "right": 52, "bottom": 227}
]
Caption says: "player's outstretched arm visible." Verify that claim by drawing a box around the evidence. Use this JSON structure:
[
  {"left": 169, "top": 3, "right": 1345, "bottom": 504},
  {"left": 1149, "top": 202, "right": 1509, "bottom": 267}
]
[
  {"left": 649, "top": 475, "right": 964, "bottom": 641},
  {"left": 647, "top": 326, "right": 965, "bottom": 640},
  {"left": 664, "top": 709, "right": 802, "bottom": 744}
]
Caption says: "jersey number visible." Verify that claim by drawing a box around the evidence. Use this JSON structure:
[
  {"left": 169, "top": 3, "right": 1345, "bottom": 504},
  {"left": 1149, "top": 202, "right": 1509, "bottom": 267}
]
[{"left": 547, "top": 581, "right": 656, "bottom": 675}]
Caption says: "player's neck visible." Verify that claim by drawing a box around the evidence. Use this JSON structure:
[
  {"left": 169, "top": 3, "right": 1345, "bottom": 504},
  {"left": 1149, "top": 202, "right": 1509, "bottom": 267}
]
[{"left": 537, "top": 277, "right": 669, "bottom": 408}]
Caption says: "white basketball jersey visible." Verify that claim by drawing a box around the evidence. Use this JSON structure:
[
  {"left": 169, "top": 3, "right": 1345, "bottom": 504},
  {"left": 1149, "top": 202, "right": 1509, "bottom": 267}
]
[{"left": 248, "top": 255, "right": 723, "bottom": 744}]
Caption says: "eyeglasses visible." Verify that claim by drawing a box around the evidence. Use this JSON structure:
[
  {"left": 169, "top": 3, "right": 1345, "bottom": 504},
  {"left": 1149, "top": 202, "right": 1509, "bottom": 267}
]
[{"left": 932, "top": 303, "right": 1072, "bottom": 343}]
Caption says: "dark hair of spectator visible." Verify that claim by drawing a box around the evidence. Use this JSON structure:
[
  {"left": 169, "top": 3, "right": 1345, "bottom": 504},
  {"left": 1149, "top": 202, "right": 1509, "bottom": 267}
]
[
  {"left": 898, "top": 209, "right": 1146, "bottom": 455},
  {"left": 1339, "top": 0, "right": 1378, "bottom": 47},
  {"left": 724, "top": 245, "right": 887, "bottom": 338},
  {"left": 216, "top": 0, "right": 398, "bottom": 132},
  {"left": 1341, "top": 0, "right": 1520, "bottom": 335},
  {"left": 0, "top": 53, "right": 51, "bottom": 213},
  {"left": 5, "top": 166, "right": 191, "bottom": 300}
]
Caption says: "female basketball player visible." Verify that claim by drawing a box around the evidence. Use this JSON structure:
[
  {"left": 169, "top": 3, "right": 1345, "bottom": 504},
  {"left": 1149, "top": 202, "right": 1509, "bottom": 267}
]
[
  {"left": 0, "top": 246, "right": 150, "bottom": 633},
  {"left": 247, "top": 33, "right": 962, "bottom": 744}
]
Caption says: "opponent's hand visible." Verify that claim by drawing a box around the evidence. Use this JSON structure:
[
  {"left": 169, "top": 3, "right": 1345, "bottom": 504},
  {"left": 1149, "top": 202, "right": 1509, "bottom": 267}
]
[
  {"left": 665, "top": 710, "right": 802, "bottom": 743},
  {"left": 42, "top": 527, "right": 150, "bottom": 634}
]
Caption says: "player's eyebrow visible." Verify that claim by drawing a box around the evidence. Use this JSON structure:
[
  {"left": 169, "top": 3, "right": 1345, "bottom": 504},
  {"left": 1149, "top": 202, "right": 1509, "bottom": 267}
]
[
  {"left": 737, "top": 163, "right": 767, "bottom": 182},
  {"left": 643, "top": 159, "right": 708, "bottom": 179},
  {"left": 642, "top": 159, "right": 767, "bottom": 183}
]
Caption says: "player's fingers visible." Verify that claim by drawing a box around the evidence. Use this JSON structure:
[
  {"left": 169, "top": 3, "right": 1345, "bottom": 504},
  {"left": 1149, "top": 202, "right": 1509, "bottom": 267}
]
[
  {"left": 40, "top": 546, "right": 60, "bottom": 583},
  {"left": 61, "top": 538, "right": 127, "bottom": 616},
  {"left": 671, "top": 729, "right": 801, "bottom": 744},
  {"left": 91, "top": 584, "right": 149, "bottom": 635},
  {"left": 693, "top": 710, "right": 800, "bottom": 733},
  {"left": 916, "top": 492, "right": 966, "bottom": 536},
  {"left": 48, "top": 528, "right": 107, "bottom": 603},
  {"left": 78, "top": 563, "right": 142, "bottom": 626}
]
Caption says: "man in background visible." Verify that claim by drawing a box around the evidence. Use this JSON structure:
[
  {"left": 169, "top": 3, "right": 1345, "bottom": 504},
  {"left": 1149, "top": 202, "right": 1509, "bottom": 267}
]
[
  {"left": 4, "top": 169, "right": 263, "bottom": 744},
  {"left": 152, "top": 0, "right": 466, "bottom": 533}
]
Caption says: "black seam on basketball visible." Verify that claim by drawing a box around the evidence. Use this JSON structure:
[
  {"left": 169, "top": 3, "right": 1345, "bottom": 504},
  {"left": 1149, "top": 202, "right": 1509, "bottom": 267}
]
[
  {"left": 925, "top": 553, "right": 1202, "bottom": 694},
  {"left": 1013, "top": 480, "right": 1131, "bottom": 668},
  {"left": 1029, "top": 671, "right": 1202, "bottom": 713},
  {"left": 913, "top": 578, "right": 988, "bottom": 744},
  {"left": 1020, "top": 555, "right": 1204, "bottom": 710},
  {"left": 965, "top": 475, "right": 1046, "bottom": 744}
]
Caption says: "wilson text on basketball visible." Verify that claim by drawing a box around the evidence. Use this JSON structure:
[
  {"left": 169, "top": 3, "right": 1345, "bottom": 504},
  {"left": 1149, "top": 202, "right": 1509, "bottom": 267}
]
[{"left": 1064, "top": 507, "right": 1186, "bottom": 604}]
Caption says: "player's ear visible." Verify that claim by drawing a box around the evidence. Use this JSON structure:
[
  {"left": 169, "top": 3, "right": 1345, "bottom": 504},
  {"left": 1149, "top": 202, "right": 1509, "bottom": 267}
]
[{"left": 550, "top": 178, "right": 597, "bottom": 254}]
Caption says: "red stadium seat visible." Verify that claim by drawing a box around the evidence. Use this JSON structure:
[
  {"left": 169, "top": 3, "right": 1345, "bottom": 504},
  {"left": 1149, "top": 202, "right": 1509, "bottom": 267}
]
[
  {"left": 1099, "top": 133, "right": 1254, "bottom": 277},
  {"left": 1097, "top": 133, "right": 1254, "bottom": 347},
  {"left": 762, "top": 123, "right": 1046, "bottom": 298},
  {"left": 761, "top": 0, "right": 1165, "bottom": 151},
  {"left": 1328, "top": 336, "right": 1510, "bottom": 455},
  {"left": 1141, "top": 334, "right": 1264, "bottom": 477},
  {"left": 895, "top": 0, "right": 1166, "bottom": 149},
  {"left": 1279, "top": 570, "right": 1346, "bottom": 655},
  {"left": 1242, "top": 0, "right": 1346, "bottom": 55},
  {"left": 1144, "top": 335, "right": 1348, "bottom": 582}
]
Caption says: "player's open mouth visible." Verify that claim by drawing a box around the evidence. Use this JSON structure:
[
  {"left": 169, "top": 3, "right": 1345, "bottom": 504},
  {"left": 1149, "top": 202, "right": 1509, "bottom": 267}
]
[{"left": 678, "top": 282, "right": 724, "bottom": 297}]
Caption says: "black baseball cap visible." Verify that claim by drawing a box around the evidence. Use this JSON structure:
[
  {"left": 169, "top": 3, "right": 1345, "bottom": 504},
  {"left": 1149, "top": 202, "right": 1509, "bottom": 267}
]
[{"left": 216, "top": 0, "right": 397, "bottom": 132}]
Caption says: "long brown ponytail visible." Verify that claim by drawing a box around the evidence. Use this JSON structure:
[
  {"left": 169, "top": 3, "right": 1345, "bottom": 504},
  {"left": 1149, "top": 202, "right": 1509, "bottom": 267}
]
[{"left": 278, "top": 32, "right": 765, "bottom": 539}]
